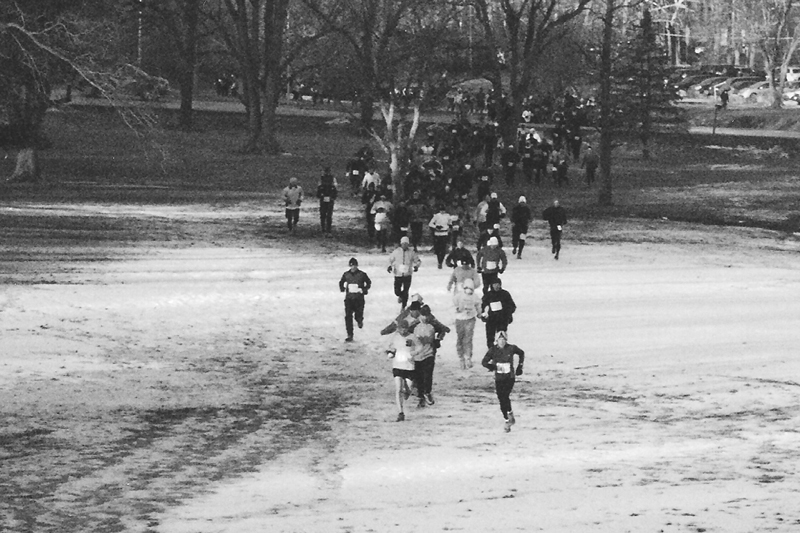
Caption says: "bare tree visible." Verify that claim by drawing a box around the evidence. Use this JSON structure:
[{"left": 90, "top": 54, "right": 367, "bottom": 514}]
[
  {"left": 468, "top": 0, "right": 593, "bottom": 139},
  {"left": 207, "top": 0, "right": 289, "bottom": 153},
  {"left": 301, "top": 0, "right": 435, "bottom": 133},
  {"left": 743, "top": 0, "right": 800, "bottom": 108}
]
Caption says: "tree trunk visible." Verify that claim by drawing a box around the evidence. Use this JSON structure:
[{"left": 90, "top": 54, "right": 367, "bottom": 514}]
[
  {"left": 177, "top": 0, "right": 199, "bottom": 130},
  {"left": 10, "top": 148, "right": 41, "bottom": 183},
  {"left": 359, "top": 96, "right": 374, "bottom": 135},
  {"left": 262, "top": 71, "right": 283, "bottom": 154},
  {"left": 597, "top": 0, "right": 616, "bottom": 206}
]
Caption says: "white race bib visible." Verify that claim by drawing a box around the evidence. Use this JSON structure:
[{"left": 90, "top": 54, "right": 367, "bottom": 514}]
[
  {"left": 519, "top": 233, "right": 527, "bottom": 240},
  {"left": 486, "top": 260, "right": 497, "bottom": 270},
  {"left": 323, "top": 196, "right": 331, "bottom": 202},
  {"left": 557, "top": 225, "right": 562, "bottom": 231},
  {"left": 496, "top": 362, "right": 511, "bottom": 374},
  {"left": 398, "top": 264, "right": 409, "bottom": 274},
  {"left": 347, "top": 284, "right": 361, "bottom": 293},
  {"left": 489, "top": 301, "right": 503, "bottom": 312}
]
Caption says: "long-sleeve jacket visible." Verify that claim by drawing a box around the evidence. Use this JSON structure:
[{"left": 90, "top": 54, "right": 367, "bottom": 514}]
[
  {"left": 511, "top": 204, "right": 532, "bottom": 230},
  {"left": 447, "top": 266, "right": 482, "bottom": 293},
  {"left": 413, "top": 322, "right": 437, "bottom": 361},
  {"left": 428, "top": 212, "right": 452, "bottom": 237},
  {"left": 481, "top": 288, "right": 516, "bottom": 325},
  {"left": 339, "top": 269, "right": 371, "bottom": 300},
  {"left": 542, "top": 206, "right": 568, "bottom": 229},
  {"left": 283, "top": 185, "right": 303, "bottom": 208},
  {"left": 445, "top": 247, "right": 475, "bottom": 268},
  {"left": 388, "top": 247, "right": 420, "bottom": 277},
  {"left": 482, "top": 343, "right": 525, "bottom": 381},
  {"left": 476, "top": 246, "right": 507, "bottom": 274},
  {"left": 453, "top": 290, "right": 482, "bottom": 321}
]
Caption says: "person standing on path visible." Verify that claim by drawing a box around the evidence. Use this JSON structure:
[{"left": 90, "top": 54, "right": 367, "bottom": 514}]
[
  {"left": 453, "top": 278, "right": 482, "bottom": 369},
  {"left": 480, "top": 278, "right": 516, "bottom": 349},
  {"left": 542, "top": 199, "right": 568, "bottom": 260},
  {"left": 282, "top": 177, "right": 303, "bottom": 231},
  {"left": 386, "top": 320, "right": 420, "bottom": 422},
  {"left": 317, "top": 167, "right": 338, "bottom": 234},
  {"left": 387, "top": 236, "right": 421, "bottom": 309},
  {"left": 481, "top": 331, "right": 525, "bottom": 432},
  {"left": 580, "top": 145, "right": 599, "bottom": 187},
  {"left": 339, "top": 257, "right": 371, "bottom": 342},
  {"left": 510, "top": 196, "right": 532, "bottom": 259}
]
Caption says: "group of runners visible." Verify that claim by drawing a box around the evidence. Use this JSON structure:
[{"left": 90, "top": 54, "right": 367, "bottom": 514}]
[{"left": 337, "top": 192, "right": 568, "bottom": 432}]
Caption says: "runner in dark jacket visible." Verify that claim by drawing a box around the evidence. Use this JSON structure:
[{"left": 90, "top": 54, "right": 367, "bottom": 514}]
[
  {"left": 339, "top": 257, "right": 372, "bottom": 342},
  {"left": 482, "top": 330, "right": 525, "bottom": 432}
]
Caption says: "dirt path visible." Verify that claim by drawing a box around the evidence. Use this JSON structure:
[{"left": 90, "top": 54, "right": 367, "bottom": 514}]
[{"left": 2, "top": 201, "right": 800, "bottom": 532}]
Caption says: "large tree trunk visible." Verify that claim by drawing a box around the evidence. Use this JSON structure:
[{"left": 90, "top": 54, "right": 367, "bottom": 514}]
[
  {"left": 10, "top": 148, "right": 41, "bottom": 183},
  {"left": 597, "top": 0, "right": 616, "bottom": 206}
]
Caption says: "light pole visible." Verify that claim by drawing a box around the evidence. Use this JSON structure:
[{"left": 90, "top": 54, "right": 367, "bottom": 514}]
[{"left": 137, "top": 0, "right": 143, "bottom": 65}]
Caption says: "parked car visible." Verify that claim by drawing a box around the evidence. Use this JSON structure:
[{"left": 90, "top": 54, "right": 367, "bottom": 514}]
[
  {"left": 782, "top": 85, "right": 800, "bottom": 104},
  {"left": 674, "top": 74, "right": 713, "bottom": 93},
  {"left": 738, "top": 80, "right": 800, "bottom": 103},
  {"left": 738, "top": 81, "right": 772, "bottom": 102},
  {"left": 728, "top": 77, "right": 767, "bottom": 94},
  {"left": 689, "top": 76, "right": 729, "bottom": 96}
]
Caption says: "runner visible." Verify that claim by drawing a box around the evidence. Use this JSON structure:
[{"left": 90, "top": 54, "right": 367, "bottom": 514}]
[
  {"left": 481, "top": 331, "right": 525, "bottom": 432},
  {"left": 385, "top": 320, "right": 420, "bottom": 422},
  {"left": 338, "top": 257, "right": 371, "bottom": 342},
  {"left": 387, "top": 236, "right": 420, "bottom": 309},
  {"left": 453, "top": 278, "right": 482, "bottom": 369}
]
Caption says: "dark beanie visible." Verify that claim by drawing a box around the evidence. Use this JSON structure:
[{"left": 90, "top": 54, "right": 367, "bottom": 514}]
[
  {"left": 408, "top": 301, "right": 421, "bottom": 311},
  {"left": 349, "top": 257, "right": 358, "bottom": 266}
]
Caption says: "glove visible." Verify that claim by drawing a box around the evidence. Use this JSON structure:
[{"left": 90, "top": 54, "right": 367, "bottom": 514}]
[
  {"left": 515, "top": 365, "right": 523, "bottom": 376},
  {"left": 387, "top": 266, "right": 393, "bottom": 273},
  {"left": 432, "top": 339, "right": 441, "bottom": 350},
  {"left": 487, "top": 363, "right": 497, "bottom": 372},
  {"left": 363, "top": 289, "right": 368, "bottom": 295},
  {"left": 413, "top": 266, "right": 418, "bottom": 272}
]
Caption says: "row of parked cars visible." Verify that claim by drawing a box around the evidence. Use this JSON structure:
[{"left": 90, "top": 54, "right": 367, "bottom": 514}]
[{"left": 671, "top": 67, "right": 800, "bottom": 105}]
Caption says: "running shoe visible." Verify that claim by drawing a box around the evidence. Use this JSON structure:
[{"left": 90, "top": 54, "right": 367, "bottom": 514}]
[
  {"left": 508, "top": 411, "right": 516, "bottom": 426},
  {"left": 345, "top": 336, "right": 354, "bottom": 342},
  {"left": 357, "top": 320, "right": 363, "bottom": 329},
  {"left": 396, "top": 412, "right": 405, "bottom": 422},
  {"left": 504, "top": 420, "right": 511, "bottom": 432},
  {"left": 424, "top": 393, "right": 435, "bottom": 406},
  {"left": 417, "top": 398, "right": 426, "bottom": 408}
]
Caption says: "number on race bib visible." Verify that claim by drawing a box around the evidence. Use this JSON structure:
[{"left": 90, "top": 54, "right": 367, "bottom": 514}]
[
  {"left": 489, "top": 301, "right": 503, "bottom": 312},
  {"left": 347, "top": 284, "right": 361, "bottom": 293},
  {"left": 496, "top": 362, "right": 511, "bottom": 374}
]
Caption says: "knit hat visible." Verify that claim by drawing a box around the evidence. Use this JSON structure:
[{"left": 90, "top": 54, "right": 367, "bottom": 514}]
[
  {"left": 519, "top": 196, "right": 526, "bottom": 203},
  {"left": 490, "top": 192, "right": 498, "bottom": 199},
  {"left": 289, "top": 177, "right": 298, "bottom": 186},
  {"left": 400, "top": 236, "right": 410, "bottom": 245},
  {"left": 487, "top": 237, "right": 498, "bottom": 246},
  {"left": 410, "top": 293, "right": 423, "bottom": 303},
  {"left": 408, "top": 301, "right": 422, "bottom": 311},
  {"left": 349, "top": 257, "right": 358, "bottom": 266}
]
